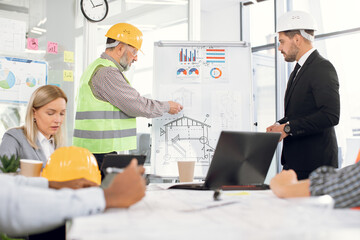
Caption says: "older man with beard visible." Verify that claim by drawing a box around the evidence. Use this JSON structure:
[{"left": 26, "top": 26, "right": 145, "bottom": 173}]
[{"left": 73, "top": 23, "right": 183, "bottom": 172}]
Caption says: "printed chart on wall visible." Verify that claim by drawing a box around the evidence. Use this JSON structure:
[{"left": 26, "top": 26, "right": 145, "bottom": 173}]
[
  {"left": 152, "top": 41, "right": 253, "bottom": 177},
  {"left": 0, "top": 57, "right": 47, "bottom": 103}
]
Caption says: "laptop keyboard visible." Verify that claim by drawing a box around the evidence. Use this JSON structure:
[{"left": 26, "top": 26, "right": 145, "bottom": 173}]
[
  {"left": 168, "top": 183, "right": 208, "bottom": 190},
  {"left": 168, "top": 183, "right": 270, "bottom": 191}
]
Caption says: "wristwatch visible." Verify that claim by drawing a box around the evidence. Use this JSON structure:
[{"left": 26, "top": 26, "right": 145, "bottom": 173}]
[{"left": 284, "top": 123, "right": 291, "bottom": 135}]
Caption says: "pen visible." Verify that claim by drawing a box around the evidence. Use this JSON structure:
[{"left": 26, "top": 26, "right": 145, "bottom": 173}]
[{"left": 182, "top": 201, "right": 237, "bottom": 213}]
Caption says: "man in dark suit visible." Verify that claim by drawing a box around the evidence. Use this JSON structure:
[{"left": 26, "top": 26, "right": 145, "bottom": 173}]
[{"left": 267, "top": 11, "right": 340, "bottom": 180}]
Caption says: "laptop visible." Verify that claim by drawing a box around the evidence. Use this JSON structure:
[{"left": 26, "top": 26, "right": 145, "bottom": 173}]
[{"left": 169, "top": 131, "right": 280, "bottom": 190}]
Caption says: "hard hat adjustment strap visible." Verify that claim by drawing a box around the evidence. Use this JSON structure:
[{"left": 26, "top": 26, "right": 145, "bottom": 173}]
[
  {"left": 300, "top": 29, "right": 314, "bottom": 42},
  {"left": 106, "top": 41, "right": 120, "bottom": 48}
]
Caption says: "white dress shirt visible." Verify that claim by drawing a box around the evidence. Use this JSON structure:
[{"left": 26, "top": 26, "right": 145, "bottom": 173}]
[
  {"left": 294, "top": 47, "right": 317, "bottom": 80},
  {"left": 0, "top": 174, "right": 106, "bottom": 236},
  {"left": 37, "top": 132, "right": 55, "bottom": 161}
]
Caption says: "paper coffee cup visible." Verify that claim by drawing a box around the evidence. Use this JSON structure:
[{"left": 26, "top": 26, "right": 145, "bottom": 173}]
[
  {"left": 20, "top": 159, "right": 43, "bottom": 177},
  {"left": 177, "top": 161, "right": 195, "bottom": 182}
]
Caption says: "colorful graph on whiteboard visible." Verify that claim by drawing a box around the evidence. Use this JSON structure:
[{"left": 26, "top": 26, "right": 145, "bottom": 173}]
[
  {"left": 175, "top": 47, "right": 227, "bottom": 82},
  {"left": 206, "top": 49, "right": 226, "bottom": 63},
  {"left": 189, "top": 68, "right": 199, "bottom": 75},
  {"left": 26, "top": 77, "right": 37, "bottom": 87},
  {"left": 210, "top": 67, "right": 222, "bottom": 79},
  {"left": 0, "top": 69, "right": 16, "bottom": 89},
  {"left": 179, "top": 48, "right": 197, "bottom": 63},
  {"left": 177, "top": 68, "right": 187, "bottom": 76},
  {"left": 0, "top": 57, "right": 47, "bottom": 103}
]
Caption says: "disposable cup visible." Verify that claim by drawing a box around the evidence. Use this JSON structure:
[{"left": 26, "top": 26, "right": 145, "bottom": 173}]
[
  {"left": 20, "top": 159, "right": 43, "bottom": 177},
  {"left": 177, "top": 161, "right": 195, "bottom": 182}
]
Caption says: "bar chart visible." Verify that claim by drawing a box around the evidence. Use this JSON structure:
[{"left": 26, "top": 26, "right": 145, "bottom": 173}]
[{"left": 179, "top": 48, "right": 197, "bottom": 63}]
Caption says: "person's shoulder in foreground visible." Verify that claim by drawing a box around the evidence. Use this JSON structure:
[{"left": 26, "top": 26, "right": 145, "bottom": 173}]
[
  {"left": 0, "top": 128, "right": 26, "bottom": 152},
  {"left": 0, "top": 128, "right": 30, "bottom": 167},
  {"left": 0, "top": 159, "right": 146, "bottom": 237},
  {"left": 270, "top": 162, "right": 360, "bottom": 208},
  {"left": 2, "top": 127, "right": 24, "bottom": 138}
]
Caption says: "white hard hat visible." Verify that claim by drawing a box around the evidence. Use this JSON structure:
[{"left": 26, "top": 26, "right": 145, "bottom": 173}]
[{"left": 277, "top": 10, "right": 317, "bottom": 32}]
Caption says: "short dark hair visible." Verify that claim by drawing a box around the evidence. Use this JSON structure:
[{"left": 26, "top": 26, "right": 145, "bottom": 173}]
[
  {"left": 106, "top": 38, "right": 117, "bottom": 44},
  {"left": 283, "top": 29, "right": 314, "bottom": 40},
  {"left": 106, "top": 38, "right": 127, "bottom": 50}
]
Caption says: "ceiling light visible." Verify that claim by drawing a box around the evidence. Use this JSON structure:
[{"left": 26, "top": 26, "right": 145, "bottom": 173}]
[
  {"left": 37, "top": 17, "right": 47, "bottom": 27},
  {"left": 30, "top": 29, "right": 42, "bottom": 35},
  {"left": 33, "top": 27, "right": 46, "bottom": 33}
]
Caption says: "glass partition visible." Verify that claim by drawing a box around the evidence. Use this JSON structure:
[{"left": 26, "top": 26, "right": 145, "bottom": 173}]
[
  {"left": 314, "top": 33, "right": 360, "bottom": 167},
  {"left": 96, "top": 0, "right": 189, "bottom": 134},
  {"left": 0, "top": 0, "right": 76, "bottom": 144},
  {"left": 292, "top": 0, "right": 360, "bottom": 35},
  {"left": 249, "top": 0, "right": 275, "bottom": 47}
]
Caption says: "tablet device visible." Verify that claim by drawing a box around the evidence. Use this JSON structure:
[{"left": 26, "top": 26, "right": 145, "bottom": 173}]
[
  {"left": 100, "top": 154, "right": 146, "bottom": 189},
  {"left": 100, "top": 154, "right": 146, "bottom": 172}
]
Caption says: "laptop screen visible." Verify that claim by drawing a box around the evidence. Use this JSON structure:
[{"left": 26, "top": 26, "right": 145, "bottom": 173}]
[{"left": 204, "top": 131, "right": 280, "bottom": 189}]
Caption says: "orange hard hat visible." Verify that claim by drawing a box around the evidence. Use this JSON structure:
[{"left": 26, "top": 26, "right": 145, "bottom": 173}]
[
  {"left": 42, "top": 146, "right": 101, "bottom": 185},
  {"left": 105, "top": 23, "right": 143, "bottom": 50}
]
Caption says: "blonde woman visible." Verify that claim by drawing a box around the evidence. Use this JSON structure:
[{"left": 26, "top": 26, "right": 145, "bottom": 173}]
[{"left": 0, "top": 85, "right": 67, "bottom": 167}]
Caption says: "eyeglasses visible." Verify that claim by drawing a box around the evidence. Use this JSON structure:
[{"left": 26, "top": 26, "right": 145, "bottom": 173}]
[{"left": 126, "top": 45, "right": 138, "bottom": 57}]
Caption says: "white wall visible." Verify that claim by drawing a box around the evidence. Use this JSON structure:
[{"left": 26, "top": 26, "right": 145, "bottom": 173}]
[{"left": 200, "top": 0, "right": 241, "bottom": 41}]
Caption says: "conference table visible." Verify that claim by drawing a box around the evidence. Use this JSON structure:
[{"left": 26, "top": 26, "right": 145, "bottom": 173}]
[{"left": 67, "top": 184, "right": 360, "bottom": 240}]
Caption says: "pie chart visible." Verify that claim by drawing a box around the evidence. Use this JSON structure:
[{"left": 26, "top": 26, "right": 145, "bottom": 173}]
[
  {"left": 0, "top": 69, "right": 16, "bottom": 89},
  {"left": 177, "top": 68, "right": 187, "bottom": 76},
  {"left": 210, "top": 67, "right": 222, "bottom": 79},
  {"left": 26, "top": 77, "right": 36, "bottom": 87},
  {"left": 189, "top": 68, "right": 199, "bottom": 75}
]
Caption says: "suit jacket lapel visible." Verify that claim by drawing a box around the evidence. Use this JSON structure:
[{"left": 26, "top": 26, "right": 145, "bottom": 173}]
[
  {"left": 35, "top": 139, "right": 47, "bottom": 166},
  {"left": 284, "top": 50, "right": 320, "bottom": 112}
]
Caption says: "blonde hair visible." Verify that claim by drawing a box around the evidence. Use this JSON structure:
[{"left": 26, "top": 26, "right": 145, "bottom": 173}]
[{"left": 21, "top": 85, "right": 68, "bottom": 149}]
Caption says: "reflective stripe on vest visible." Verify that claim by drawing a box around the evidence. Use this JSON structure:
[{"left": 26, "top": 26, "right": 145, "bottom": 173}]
[
  {"left": 73, "top": 58, "right": 137, "bottom": 153},
  {"left": 75, "top": 111, "right": 132, "bottom": 120},
  {"left": 74, "top": 128, "right": 136, "bottom": 139}
]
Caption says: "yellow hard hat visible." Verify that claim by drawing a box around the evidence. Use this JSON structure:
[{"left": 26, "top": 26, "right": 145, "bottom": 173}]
[
  {"left": 42, "top": 146, "right": 101, "bottom": 185},
  {"left": 105, "top": 23, "right": 143, "bottom": 50}
]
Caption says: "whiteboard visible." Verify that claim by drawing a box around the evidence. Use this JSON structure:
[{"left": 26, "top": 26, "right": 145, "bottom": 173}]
[
  {"left": 152, "top": 41, "right": 253, "bottom": 177},
  {"left": 0, "top": 57, "right": 47, "bottom": 103}
]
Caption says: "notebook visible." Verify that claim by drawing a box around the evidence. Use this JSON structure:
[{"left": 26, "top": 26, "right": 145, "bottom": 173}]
[{"left": 169, "top": 131, "right": 280, "bottom": 190}]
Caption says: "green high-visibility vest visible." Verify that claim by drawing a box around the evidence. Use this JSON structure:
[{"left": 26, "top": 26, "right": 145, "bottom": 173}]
[{"left": 73, "top": 58, "right": 137, "bottom": 153}]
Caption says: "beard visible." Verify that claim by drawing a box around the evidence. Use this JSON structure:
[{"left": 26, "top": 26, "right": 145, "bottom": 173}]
[
  {"left": 119, "top": 53, "right": 131, "bottom": 71},
  {"left": 282, "top": 43, "right": 299, "bottom": 62}
]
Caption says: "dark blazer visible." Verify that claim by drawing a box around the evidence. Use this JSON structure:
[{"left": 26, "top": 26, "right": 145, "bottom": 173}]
[
  {"left": 0, "top": 128, "right": 47, "bottom": 168},
  {"left": 278, "top": 50, "right": 340, "bottom": 172}
]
